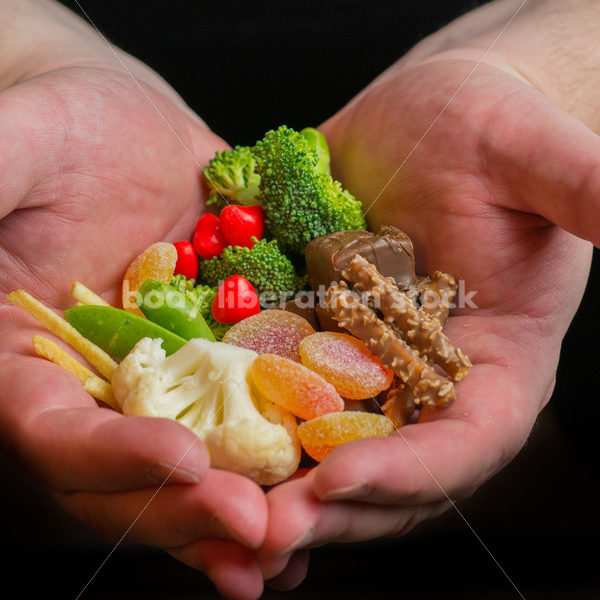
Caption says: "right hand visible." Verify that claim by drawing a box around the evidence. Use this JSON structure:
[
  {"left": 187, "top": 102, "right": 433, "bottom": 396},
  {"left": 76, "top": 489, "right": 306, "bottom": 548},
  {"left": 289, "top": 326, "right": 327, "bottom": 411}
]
[{"left": 0, "top": 19, "right": 267, "bottom": 600}]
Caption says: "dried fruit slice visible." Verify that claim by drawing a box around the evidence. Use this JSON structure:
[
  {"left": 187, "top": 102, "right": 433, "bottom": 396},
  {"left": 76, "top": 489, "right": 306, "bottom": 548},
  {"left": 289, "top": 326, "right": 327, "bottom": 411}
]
[
  {"left": 249, "top": 354, "right": 344, "bottom": 420},
  {"left": 298, "top": 411, "right": 395, "bottom": 462},
  {"left": 299, "top": 332, "right": 393, "bottom": 399},
  {"left": 223, "top": 309, "right": 315, "bottom": 362},
  {"left": 122, "top": 242, "right": 177, "bottom": 316}
]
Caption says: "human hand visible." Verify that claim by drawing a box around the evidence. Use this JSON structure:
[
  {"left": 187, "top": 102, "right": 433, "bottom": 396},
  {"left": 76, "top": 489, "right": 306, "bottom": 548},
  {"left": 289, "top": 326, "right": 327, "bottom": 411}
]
[
  {"left": 259, "top": 54, "right": 599, "bottom": 584},
  {"left": 0, "top": 13, "right": 267, "bottom": 599}
]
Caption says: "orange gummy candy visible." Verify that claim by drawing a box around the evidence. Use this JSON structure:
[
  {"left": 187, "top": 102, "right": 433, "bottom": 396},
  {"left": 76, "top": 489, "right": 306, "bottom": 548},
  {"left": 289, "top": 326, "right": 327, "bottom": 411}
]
[
  {"left": 297, "top": 411, "right": 395, "bottom": 462},
  {"left": 249, "top": 354, "right": 344, "bottom": 420},
  {"left": 122, "top": 242, "right": 177, "bottom": 316},
  {"left": 299, "top": 332, "right": 394, "bottom": 400},
  {"left": 223, "top": 309, "right": 315, "bottom": 362}
]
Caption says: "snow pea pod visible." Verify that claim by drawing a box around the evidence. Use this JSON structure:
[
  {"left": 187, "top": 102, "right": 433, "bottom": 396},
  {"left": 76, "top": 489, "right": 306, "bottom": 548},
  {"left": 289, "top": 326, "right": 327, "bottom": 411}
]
[
  {"left": 65, "top": 305, "right": 187, "bottom": 358},
  {"left": 137, "top": 279, "right": 215, "bottom": 342}
]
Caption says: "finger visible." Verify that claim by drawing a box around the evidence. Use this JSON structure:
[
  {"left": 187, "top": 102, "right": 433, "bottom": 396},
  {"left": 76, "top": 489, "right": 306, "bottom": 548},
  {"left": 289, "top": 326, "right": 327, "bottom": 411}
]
[
  {"left": 261, "top": 472, "right": 450, "bottom": 557},
  {"left": 265, "top": 550, "right": 310, "bottom": 591},
  {"left": 168, "top": 539, "right": 264, "bottom": 600},
  {"left": 257, "top": 467, "right": 312, "bottom": 580},
  {"left": 57, "top": 469, "right": 267, "bottom": 549},
  {"left": 0, "top": 333, "right": 213, "bottom": 491},
  {"left": 312, "top": 330, "right": 543, "bottom": 505}
]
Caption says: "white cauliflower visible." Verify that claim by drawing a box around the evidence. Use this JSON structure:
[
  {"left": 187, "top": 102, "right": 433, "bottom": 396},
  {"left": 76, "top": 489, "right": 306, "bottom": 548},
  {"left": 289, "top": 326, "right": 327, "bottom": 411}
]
[{"left": 112, "top": 337, "right": 300, "bottom": 485}]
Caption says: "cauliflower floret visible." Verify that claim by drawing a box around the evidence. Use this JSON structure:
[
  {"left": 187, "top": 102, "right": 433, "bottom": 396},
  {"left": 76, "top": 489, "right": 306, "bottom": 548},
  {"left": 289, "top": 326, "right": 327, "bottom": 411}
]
[{"left": 112, "top": 337, "right": 300, "bottom": 485}]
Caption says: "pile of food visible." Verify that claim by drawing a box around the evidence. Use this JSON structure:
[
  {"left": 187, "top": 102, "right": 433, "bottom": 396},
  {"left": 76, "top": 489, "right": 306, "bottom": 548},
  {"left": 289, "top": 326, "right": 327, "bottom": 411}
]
[{"left": 7, "top": 125, "right": 471, "bottom": 486}]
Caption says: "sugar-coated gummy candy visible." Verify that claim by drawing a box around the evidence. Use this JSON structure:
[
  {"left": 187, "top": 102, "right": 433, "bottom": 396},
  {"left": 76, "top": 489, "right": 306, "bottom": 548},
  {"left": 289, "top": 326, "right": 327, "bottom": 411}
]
[
  {"left": 297, "top": 411, "right": 395, "bottom": 462},
  {"left": 122, "top": 242, "right": 177, "bottom": 317},
  {"left": 299, "top": 332, "right": 394, "bottom": 399},
  {"left": 249, "top": 353, "right": 344, "bottom": 420},
  {"left": 223, "top": 309, "right": 315, "bottom": 362}
]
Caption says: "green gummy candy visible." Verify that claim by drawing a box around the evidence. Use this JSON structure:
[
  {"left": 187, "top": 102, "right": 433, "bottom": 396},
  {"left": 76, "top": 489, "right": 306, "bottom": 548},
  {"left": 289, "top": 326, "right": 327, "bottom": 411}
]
[{"left": 65, "top": 305, "right": 187, "bottom": 359}]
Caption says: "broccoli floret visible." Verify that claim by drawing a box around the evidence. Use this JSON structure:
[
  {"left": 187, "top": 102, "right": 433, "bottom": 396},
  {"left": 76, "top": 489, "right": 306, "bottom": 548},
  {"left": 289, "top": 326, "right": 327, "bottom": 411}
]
[
  {"left": 197, "top": 238, "right": 297, "bottom": 296},
  {"left": 203, "top": 145, "right": 261, "bottom": 210},
  {"left": 170, "top": 275, "right": 231, "bottom": 340},
  {"left": 252, "top": 125, "right": 366, "bottom": 255}
]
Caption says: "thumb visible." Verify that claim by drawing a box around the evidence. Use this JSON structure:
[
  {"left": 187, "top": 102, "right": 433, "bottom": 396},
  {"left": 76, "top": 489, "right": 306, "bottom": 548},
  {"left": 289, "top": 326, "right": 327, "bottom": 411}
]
[{"left": 483, "top": 80, "right": 600, "bottom": 246}]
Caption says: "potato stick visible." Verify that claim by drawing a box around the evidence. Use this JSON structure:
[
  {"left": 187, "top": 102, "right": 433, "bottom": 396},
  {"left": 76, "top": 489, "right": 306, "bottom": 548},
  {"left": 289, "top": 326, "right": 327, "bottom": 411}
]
[
  {"left": 71, "top": 281, "right": 109, "bottom": 307},
  {"left": 83, "top": 377, "right": 118, "bottom": 410},
  {"left": 32, "top": 335, "right": 95, "bottom": 382},
  {"left": 32, "top": 335, "right": 120, "bottom": 411},
  {"left": 7, "top": 289, "right": 117, "bottom": 380}
]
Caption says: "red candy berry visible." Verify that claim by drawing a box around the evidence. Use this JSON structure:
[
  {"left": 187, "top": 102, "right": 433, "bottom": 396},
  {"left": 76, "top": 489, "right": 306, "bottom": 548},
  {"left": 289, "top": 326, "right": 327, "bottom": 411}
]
[
  {"left": 172, "top": 240, "right": 199, "bottom": 280},
  {"left": 219, "top": 205, "right": 265, "bottom": 249},
  {"left": 212, "top": 275, "right": 261, "bottom": 324},
  {"left": 193, "top": 214, "right": 227, "bottom": 259}
]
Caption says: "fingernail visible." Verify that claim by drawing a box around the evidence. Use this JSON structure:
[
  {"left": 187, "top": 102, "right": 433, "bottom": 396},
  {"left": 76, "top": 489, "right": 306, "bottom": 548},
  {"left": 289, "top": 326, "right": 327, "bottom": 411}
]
[
  {"left": 279, "top": 527, "right": 314, "bottom": 557},
  {"left": 320, "top": 481, "right": 371, "bottom": 501},
  {"left": 146, "top": 462, "right": 201, "bottom": 485}
]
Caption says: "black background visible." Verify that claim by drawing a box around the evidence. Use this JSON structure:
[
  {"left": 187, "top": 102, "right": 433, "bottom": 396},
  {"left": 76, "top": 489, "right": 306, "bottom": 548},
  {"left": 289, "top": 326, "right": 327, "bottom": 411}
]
[{"left": 3, "top": 1, "right": 599, "bottom": 598}]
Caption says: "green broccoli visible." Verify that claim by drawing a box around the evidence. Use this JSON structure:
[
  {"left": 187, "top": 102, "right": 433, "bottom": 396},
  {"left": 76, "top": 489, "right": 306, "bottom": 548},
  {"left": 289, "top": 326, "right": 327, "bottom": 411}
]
[
  {"left": 170, "top": 275, "right": 231, "bottom": 341},
  {"left": 203, "top": 145, "right": 261, "bottom": 210},
  {"left": 252, "top": 125, "right": 366, "bottom": 255},
  {"left": 197, "top": 238, "right": 297, "bottom": 296}
]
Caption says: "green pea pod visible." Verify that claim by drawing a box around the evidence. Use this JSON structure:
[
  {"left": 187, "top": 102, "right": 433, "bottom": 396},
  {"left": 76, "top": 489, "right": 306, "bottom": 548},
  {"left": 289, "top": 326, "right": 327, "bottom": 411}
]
[
  {"left": 137, "top": 279, "right": 216, "bottom": 342},
  {"left": 300, "top": 127, "right": 330, "bottom": 174},
  {"left": 65, "top": 305, "right": 187, "bottom": 358}
]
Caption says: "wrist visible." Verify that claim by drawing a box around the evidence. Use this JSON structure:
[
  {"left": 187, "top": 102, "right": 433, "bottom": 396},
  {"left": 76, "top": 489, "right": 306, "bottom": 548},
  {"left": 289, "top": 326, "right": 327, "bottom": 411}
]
[
  {"left": 399, "top": 0, "right": 600, "bottom": 133},
  {"left": 0, "top": 1, "right": 202, "bottom": 124}
]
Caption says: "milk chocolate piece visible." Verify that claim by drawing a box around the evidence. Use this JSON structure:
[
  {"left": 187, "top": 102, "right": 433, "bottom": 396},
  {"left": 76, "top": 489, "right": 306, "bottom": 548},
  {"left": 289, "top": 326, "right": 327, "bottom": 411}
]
[
  {"left": 418, "top": 271, "right": 457, "bottom": 326},
  {"left": 305, "top": 226, "right": 416, "bottom": 293},
  {"left": 274, "top": 298, "right": 319, "bottom": 330},
  {"left": 315, "top": 303, "right": 348, "bottom": 333},
  {"left": 381, "top": 382, "right": 416, "bottom": 428}
]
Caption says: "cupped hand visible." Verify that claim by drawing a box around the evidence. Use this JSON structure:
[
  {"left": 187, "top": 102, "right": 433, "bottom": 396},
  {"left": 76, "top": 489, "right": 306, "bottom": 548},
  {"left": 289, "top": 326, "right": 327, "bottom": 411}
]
[
  {"left": 0, "top": 65, "right": 266, "bottom": 600},
  {"left": 260, "top": 57, "right": 599, "bottom": 582}
]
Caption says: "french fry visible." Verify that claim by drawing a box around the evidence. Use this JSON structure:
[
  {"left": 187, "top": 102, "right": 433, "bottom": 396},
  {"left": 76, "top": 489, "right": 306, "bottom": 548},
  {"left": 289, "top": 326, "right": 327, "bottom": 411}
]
[
  {"left": 83, "top": 377, "right": 118, "bottom": 410},
  {"left": 32, "top": 334, "right": 94, "bottom": 382},
  {"left": 7, "top": 289, "right": 117, "bottom": 380},
  {"left": 71, "top": 282, "right": 109, "bottom": 307},
  {"left": 32, "top": 335, "right": 119, "bottom": 411}
]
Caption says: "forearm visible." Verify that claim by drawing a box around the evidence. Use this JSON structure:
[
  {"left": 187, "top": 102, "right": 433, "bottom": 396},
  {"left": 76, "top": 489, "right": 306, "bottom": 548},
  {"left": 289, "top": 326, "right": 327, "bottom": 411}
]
[
  {"left": 0, "top": 1, "right": 204, "bottom": 124},
  {"left": 400, "top": 0, "right": 600, "bottom": 133},
  {"left": 0, "top": 0, "right": 117, "bottom": 89}
]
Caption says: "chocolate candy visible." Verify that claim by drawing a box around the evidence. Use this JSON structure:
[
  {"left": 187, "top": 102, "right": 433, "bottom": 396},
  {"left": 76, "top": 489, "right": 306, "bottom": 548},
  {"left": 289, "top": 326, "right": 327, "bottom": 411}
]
[
  {"left": 274, "top": 298, "right": 319, "bottom": 330},
  {"left": 305, "top": 226, "right": 416, "bottom": 293},
  {"left": 315, "top": 303, "right": 348, "bottom": 333}
]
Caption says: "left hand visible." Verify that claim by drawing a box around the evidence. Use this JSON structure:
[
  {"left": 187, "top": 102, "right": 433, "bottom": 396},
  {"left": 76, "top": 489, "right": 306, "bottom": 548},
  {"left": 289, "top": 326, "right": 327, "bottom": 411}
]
[{"left": 258, "top": 54, "right": 599, "bottom": 586}]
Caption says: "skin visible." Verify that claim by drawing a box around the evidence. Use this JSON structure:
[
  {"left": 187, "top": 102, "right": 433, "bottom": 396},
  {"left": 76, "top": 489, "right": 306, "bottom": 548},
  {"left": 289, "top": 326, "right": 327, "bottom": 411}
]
[{"left": 2, "top": 1, "right": 599, "bottom": 598}]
